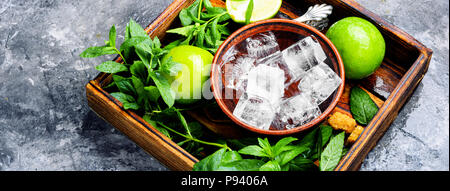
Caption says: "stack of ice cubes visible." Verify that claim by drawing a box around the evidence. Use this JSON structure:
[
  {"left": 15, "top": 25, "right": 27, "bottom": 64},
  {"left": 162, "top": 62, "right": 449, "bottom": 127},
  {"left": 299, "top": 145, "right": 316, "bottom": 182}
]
[{"left": 223, "top": 31, "right": 342, "bottom": 130}]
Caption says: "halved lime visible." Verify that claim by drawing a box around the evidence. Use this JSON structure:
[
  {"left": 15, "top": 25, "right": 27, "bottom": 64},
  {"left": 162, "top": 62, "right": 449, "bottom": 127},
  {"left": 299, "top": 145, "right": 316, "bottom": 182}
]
[{"left": 226, "top": 0, "right": 282, "bottom": 24}]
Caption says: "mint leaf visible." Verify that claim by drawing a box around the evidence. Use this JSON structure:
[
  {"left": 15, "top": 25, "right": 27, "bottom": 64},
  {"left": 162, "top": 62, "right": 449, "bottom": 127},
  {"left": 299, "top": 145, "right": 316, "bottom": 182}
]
[
  {"left": 110, "top": 92, "right": 139, "bottom": 110},
  {"left": 95, "top": 61, "right": 128, "bottom": 74},
  {"left": 276, "top": 146, "right": 309, "bottom": 166},
  {"left": 128, "top": 18, "right": 148, "bottom": 37},
  {"left": 238, "top": 145, "right": 268, "bottom": 158},
  {"left": 258, "top": 138, "right": 273, "bottom": 158},
  {"left": 167, "top": 25, "right": 195, "bottom": 37},
  {"left": 135, "top": 43, "right": 153, "bottom": 69},
  {"left": 125, "top": 22, "right": 131, "bottom": 41},
  {"left": 113, "top": 75, "right": 136, "bottom": 96},
  {"left": 205, "top": 29, "right": 214, "bottom": 47},
  {"left": 289, "top": 158, "right": 316, "bottom": 171},
  {"left": 218, "top": 13, "right": 231, "bottom": 23},
  {"left": 207, "top": 7, "right": 227, "bottom": 15},
  {"left": 211, "top": 17, "right": 221, "bottom": 44},
  {"left": 151, "top": 54, "right": 160, "bottom": 69},
  {"left": 131, "top": 76, "right": 146, "bottom": 105},
  {"left": 179, "top": 9, "right": 193, "bottom": 26},
  {"left": 319, "top": 125, "right": 333, "bottom": 147},
  {"left": 122, "top": 19, "right": 152, "bottom": 62},
  {"left": 221, "top": 151, "right": 242, "bottom": 164},
  {"left": 120, "top": 36, "right": 149, "bottom": 63},
  {"left": 180, "top": 29, "right": 195, "bottom": 45},
  {"left": 350, "top": 87, "right": 379, "bottom": 125},
  {"left": 187, "top": 0, "right": 202, "bottom": 20},
  {"left": 110, "top": 92, "right": 135, "bottom": 103},
  {"left": 163, "top": 39, "right": 183, "bottom": 51},
  {"left": 272, "top": 137, "right": 298, "bottom": 156},
  {"left": 80, "top": 46, "right": 116, "bottom": 58},
  {"left": 217, "top": 159, "right": 265, "bottom": 171},
  {"left": 130, "top": 61, "right": 148, "bottom": 82},
  {"left": 314, "top": 125, "right": 333, "bottom": 160},
  {"left": 120, "top": 36, "right": 148, "bottom": 54},
  {"left": 153, "top": 36, "right": 162, "bottom": 49},
  {"left": 144, "top": 86, "right": 160, "bottom": 103},
  {"left": 123, "top": 102, "right": 140, "bottom": 110},
  {"left": 320, "top": 132, "right": 345, "bottom": 171},
  {"left": 148, "top": 71, "right": 175, "bottom": 108},
  {"left": 193, "top": 148, "right": 227, "bottom": 171},
  {"left": 195, "top": 24, "right": 207, "bottom": 48},
  {"left": 109, "top": 25, "right": 117, "bottom": 48},
  {"left": 259, "top": 160, "right": 281, "bottom": 171},
  {"left": 298, "top": 128, "right": 319, "bottom": 149}
]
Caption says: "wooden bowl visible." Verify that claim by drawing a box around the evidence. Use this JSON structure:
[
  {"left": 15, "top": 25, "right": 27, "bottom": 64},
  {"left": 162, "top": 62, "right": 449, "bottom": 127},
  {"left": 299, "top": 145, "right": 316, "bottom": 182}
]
[{"left": 211, "top": 19, "right": 345, "bottom": 136}]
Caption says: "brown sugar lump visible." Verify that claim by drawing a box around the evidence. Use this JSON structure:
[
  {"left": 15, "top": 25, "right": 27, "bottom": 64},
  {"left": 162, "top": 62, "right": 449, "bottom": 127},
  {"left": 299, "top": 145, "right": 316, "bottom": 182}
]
[
  {"left": 327, "top": 112, "right": 357, "bottom": 134},
  {"left": 346, "top": 125, "right": 365, "bottom": 145}
]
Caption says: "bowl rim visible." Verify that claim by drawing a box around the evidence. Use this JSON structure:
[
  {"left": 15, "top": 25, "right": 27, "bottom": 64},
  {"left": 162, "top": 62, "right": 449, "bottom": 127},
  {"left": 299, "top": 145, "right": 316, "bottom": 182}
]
[{"left": 211, "top": 18, "right": 345, "bottom": 136}]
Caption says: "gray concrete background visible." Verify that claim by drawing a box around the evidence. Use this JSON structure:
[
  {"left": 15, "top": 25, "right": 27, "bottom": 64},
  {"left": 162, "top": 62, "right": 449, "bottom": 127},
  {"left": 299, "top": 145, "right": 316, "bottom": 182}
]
[{"left": 0, "top": 0, "right": 448, "bottom": 171}]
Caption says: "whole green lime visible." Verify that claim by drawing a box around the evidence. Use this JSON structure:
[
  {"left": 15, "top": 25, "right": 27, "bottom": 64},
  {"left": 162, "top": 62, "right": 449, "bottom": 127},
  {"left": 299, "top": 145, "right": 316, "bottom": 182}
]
[
  {"left": 326, "top": 17, "right": 386, "bottom": 79},
  {"left": 162, "top": 45, "right": 213, "bottom": 105}
]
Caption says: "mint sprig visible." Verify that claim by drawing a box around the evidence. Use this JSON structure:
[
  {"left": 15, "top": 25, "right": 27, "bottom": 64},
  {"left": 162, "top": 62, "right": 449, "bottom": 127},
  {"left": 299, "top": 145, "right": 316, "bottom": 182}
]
[
  {"left": 167, "top": 0, "right": 231, "bottom": 53},
  {"left": 80, "top": 17, "right": 229, "bottom": 159}
]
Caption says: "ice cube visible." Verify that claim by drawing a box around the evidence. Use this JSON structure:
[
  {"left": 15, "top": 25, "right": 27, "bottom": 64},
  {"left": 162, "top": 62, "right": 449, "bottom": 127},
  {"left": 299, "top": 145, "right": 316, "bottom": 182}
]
[
  {"left": 233, "top": 93, "right": 276, "bottom": 130},
  {"left": 256, "top": 51, "right": 297, "bottom": 87},
  {"left": 282, "top": 36, "right": 327, "bottom": 82},
  {"left": 246, "top": 64, "right": 285, "bottom": 107},
  {"left": 221, "top": 46, "right": 239, "bottom": 65},
  {"left": 222, "top": 56, "right": 256, "bottom": 90},
  {"left": 256, "top": 51, "right": 285, "bottom": 68},
  {"left": 298, "top": 63, "right": 342, "bottom": 104},
  {"left": 246, "top": 32, "right": 280, "bottom": 59},
  {"left": 272, "top": 93, "right": 322, "bottom": 130},
  {"left": 300, "top": 36, "right": 327, "bottom": 65}
]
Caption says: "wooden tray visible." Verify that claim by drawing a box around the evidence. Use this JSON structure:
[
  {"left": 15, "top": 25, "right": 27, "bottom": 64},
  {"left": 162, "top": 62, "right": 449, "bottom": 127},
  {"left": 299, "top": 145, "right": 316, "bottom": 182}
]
[{"left": 85, "top": 0, "right": 432, "bottom": 171}]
